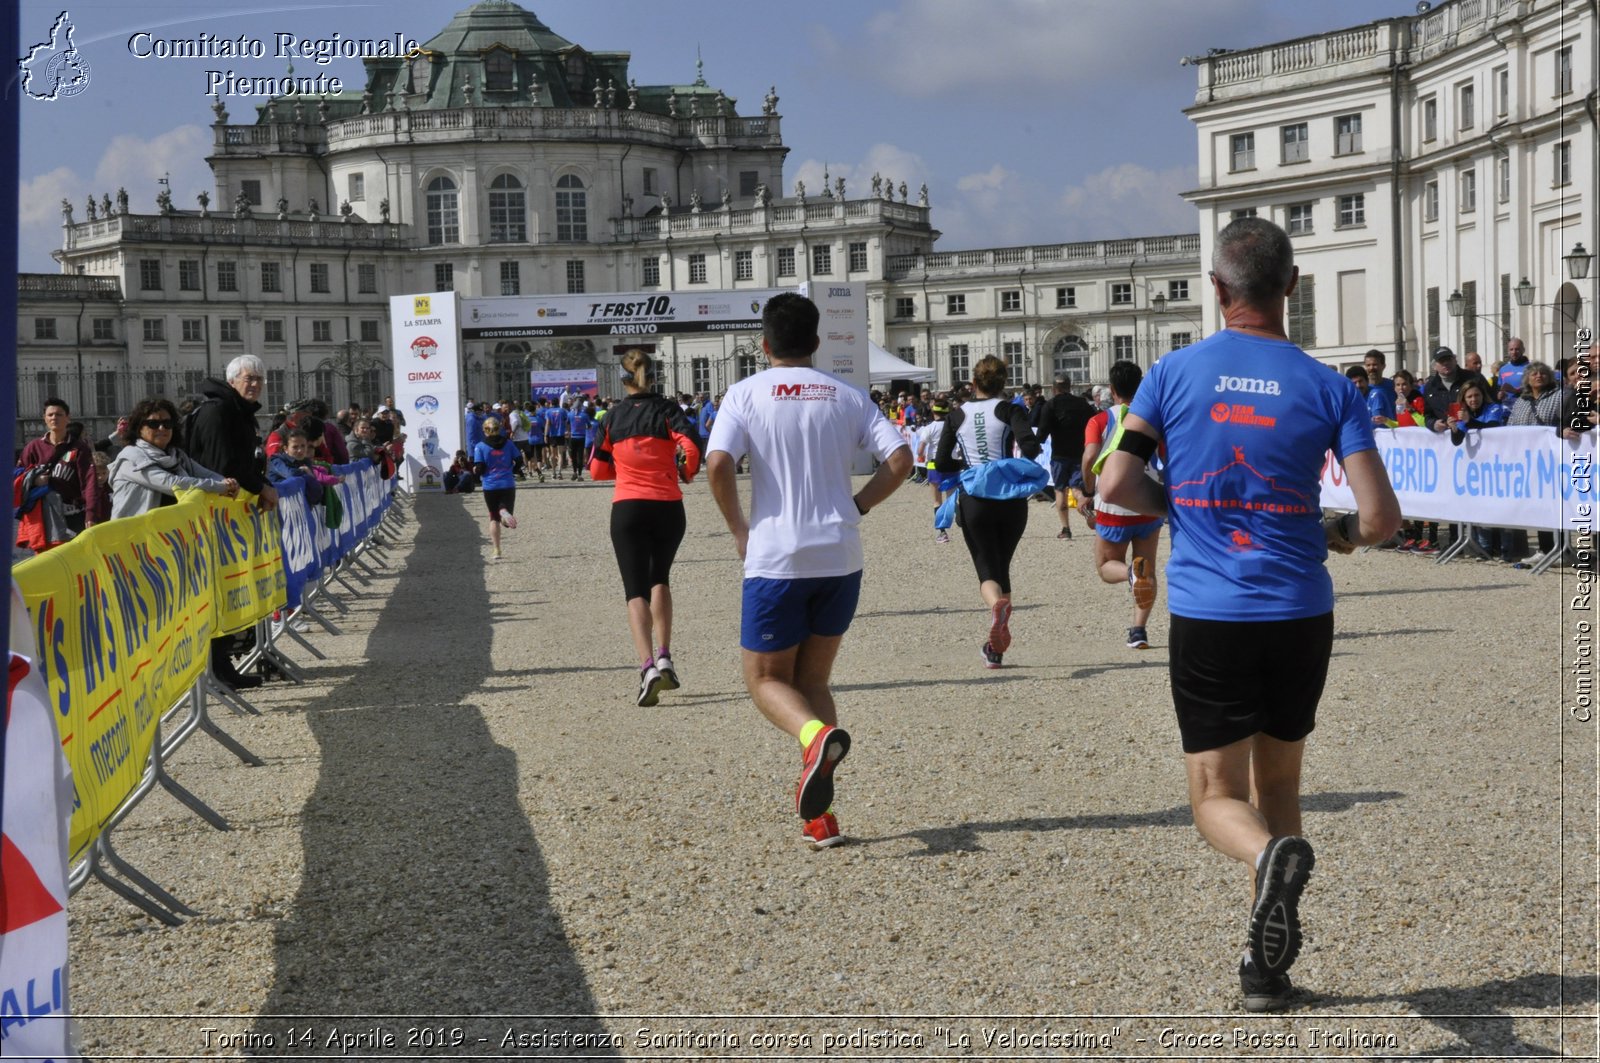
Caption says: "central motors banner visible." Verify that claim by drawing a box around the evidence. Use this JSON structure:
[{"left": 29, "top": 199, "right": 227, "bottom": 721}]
[
  {"left": 460, "top": 289, "right": 790, "bottom": 341},
  {"left": 1319, "top": 426, "right": 1595, "bottom": 531}
]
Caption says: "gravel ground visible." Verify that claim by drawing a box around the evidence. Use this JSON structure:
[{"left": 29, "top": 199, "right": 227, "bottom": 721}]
[{"left": 63, "top": 477, "right": 1598, "bottom": 1060}]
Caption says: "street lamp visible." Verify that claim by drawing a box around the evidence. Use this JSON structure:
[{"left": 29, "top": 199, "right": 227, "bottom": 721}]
[
  {"left": 1445, "top": 288, "right": 1512, "bottom": 338},
  {"left": 1564, "top": 242, "right": 1593, "bottom": 280}
]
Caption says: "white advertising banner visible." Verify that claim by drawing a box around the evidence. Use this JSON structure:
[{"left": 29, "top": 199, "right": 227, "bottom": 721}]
[
  {"left": 799, "top": 281, "right": 868, "bottom": 393},
  {"left": 388, "top": 292, "right": 463, "bottom": 491},
  {"left": 1319, "top": 426, "right": 1596, "bottom": 531},
  {"left": 459, "top": 289, "right": 790, "bottom": 341}
]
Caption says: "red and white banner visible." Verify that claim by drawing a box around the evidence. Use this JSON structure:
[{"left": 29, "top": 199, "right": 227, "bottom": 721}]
[
  {"left": 1, "top": 584, "right": 78, "bottom": 1061},
  {"left": 1320, "top": 426, "right": 1596, "bottom": 532}
]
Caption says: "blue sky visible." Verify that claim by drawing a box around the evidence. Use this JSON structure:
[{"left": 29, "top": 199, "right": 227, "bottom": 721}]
[{"left": 16, "top": 0, "right": 1409, "bottom": 273}]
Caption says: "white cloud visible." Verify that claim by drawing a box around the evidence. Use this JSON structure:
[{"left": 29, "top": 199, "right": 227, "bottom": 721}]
[
  {"left": 789, "top": 142, "right": 929, "bottom": 200},
  {"left": 1056, "top": 161, "right": 1198, "bottom": 237},
  {"left": 847, "top": 0, "right": 1257, "bottom": 97},
  {"left": 19, "top": 167, "right": 80, "bottom": 227}
]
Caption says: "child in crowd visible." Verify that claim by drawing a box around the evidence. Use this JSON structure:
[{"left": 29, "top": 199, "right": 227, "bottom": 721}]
[
  {"left": 267, "top": 428, "right": 341, "bottom": 503},
  {"left": 445, "top": 450, "right": 477, "bottom": 494}
]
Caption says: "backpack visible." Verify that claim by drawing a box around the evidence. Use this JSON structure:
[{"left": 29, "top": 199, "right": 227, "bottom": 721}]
[{"left": 181, "top": 396, "right": 222, "bottom": 451}]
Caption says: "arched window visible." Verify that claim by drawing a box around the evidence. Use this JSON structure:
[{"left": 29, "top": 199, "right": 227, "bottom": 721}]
[
  {"left": 488, "top": 174, "right": 526, "bottom": 243},
  {"left": 1052, "top": 335, "right": 1090, "bottom": 384},
  {"left": 425, "top": 176, "right": 459, "bottom": 245},
  {"left": 484, "top": 49, "right": 514, "bottom": 93},
  {"left": 556, "top": 174, "right": 587, "bottom": 242}
]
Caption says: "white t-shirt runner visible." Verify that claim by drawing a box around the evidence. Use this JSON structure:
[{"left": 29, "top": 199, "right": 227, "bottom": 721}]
[{"left": 708, "top": 365, "right": 907, "bottom": 580}]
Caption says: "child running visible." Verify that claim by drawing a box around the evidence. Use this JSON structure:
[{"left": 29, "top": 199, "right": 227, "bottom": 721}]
[
  {"left": 589, "top": 349, "right": 700, "bottom": 706},
  {"left": 472, "top": 416, "right": 524, "bottom": 561}
]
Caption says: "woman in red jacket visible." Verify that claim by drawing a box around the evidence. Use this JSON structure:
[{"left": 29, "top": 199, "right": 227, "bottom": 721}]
[{"left": 590, "top": 348, "right": 701, "bottom": 706}]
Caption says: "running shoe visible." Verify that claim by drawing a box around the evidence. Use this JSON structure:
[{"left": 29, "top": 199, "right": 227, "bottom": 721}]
[
  {"left": 988, "top": 600, "right": 1013, "bottom": 655},
  {"left": 1397, "top": 538, "right": 1417, "bottom": 552},
  {"left": 1414, "top": 540, "right": 1439, "bottom": 554},
  {"left": 1057, "top": 527, "right": 1072, "bottom": 540},
  {"left": 1129, "top": 557, "right": 1157, "bottom": 610},
  {"left": 801, "top": 811, "right": 846, "bottom": 850},
  {"left": 637, "top": 664, "right": 666, "bottom": 707},
  {"left": 1239, "top": 955, "right": 1296, "bottom": 1013},
  {"left": 981, "top": 642, "right": 1004, "bottom": 669},
  {"left": 796, "top": 724, "right": 850, "bottom": 820},
  {"left": 501, "top": 512, "right": 518, "bottom": 530},
  {"left": 1126, "top": 626, "right": 1149, "bottom": 649},
  {"left": 1248, "top": 836, "right": 1315, "bottom": 977},
  {"left": 935, "top": 529, "right": 950, "bottom": 544},
  {"left": 491, "top": 548, "right": 502, "bottom": 562},
  {"left": 655, "top": 653, "right": 681, "bottom": 691}
]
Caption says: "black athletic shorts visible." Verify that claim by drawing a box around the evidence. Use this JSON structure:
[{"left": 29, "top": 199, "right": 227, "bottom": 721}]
[
  {"left": 610, "top": 499, "right": 686, "bottom": 600},
  {"left": 483, "top": 487, "right": 515, "bottom": 523},
  {"left": 1168, "top": 611, "right": 1333, "bottom": 754}
]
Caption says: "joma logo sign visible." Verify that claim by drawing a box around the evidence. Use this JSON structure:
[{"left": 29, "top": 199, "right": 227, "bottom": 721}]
[{"left": 1215, "top": 375, "right": 1281, "bottom": 396}]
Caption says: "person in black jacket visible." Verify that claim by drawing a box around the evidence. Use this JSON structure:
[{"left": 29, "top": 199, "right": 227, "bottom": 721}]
[
  {"left": 1038, "top": 377, "right": 1095, "bottom": 540},
  {"left": 1421, "top": 347, "right": 1490, "bottom": 434},
  {"left": 184, "top": 354, "right": 278, "bottom": 691}
]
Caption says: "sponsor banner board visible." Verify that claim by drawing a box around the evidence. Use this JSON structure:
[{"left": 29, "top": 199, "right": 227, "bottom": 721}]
[{"left": 389, "top": 292, "right": 462, "bottom": 490}]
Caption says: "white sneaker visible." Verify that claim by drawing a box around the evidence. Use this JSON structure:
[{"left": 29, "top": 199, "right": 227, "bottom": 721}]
[
  {"left": 655, "top": 653, "right": 680, "bottom": 691},
  {"left": 637, "top": 664, "right": 665, "bottom": 707}
]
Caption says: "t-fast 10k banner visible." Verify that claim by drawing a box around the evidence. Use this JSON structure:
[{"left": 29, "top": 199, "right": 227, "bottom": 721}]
[
  {"left": 390, "top": 292, "right": 463, "bottom": 490},
  {"left": 459, "top": 289, "right": 790, "bottom": 341},
  {"left": 1319, "top": 425, "right": 1595, "bottom": 531}
]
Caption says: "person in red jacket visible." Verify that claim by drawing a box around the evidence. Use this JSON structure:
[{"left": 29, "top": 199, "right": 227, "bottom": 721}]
[
  {"left": 19, "top": 396, "right": 101, "bottom": 535},
  {"left": 589, "top": 347, "right": 700, "bottom": 707}
]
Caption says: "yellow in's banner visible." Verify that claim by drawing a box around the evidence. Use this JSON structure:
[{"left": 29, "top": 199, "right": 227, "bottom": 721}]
[{"left": 201, "top": 490, "right": 287, "bottom": 637}]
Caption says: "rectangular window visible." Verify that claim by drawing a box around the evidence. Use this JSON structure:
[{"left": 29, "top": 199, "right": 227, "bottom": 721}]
[
  {"left": 143, "top": 370, "right": 165, "bottom": 397},
  {"left": 1422, "top": 97, "right": 1437, "bottom": 141},
  {"left": 776, "top": 247, "right": 796, "bottom": 277},
  {"left": 499, "top": 260, "right": 521, "bottom": 296},
  {"left": 642, "top": 167, "right": 657, "bottom": 196},
  {"left": 1167, "top": 279, "right": 1189, "bottom": 301},
  {"left": 1287, "top": 274, "right": 1315, "bottom": 348},
  {"left": 1001, "top": 289, "right": 1022, "bottom": 312},
  {"left": 1496, "top": 66, "right": 1510, "bottom": 116},
  {"left": 360, "top": 320, "right": 381, "bottom": 343},
  {"left": 1281, "top": 122, "right": 1309, "bottom": 163},
  {"left": 140, "top": 259, "right": 162, "bottom": 290},
  {"left": 1112, "top": 335, "right": 1134, "bottom": 359},
  {"left": 178, "top": 259, "right": 200, "bottom": 291},
  {"left": 847, "top": 241, "right": 868, "bottom": 273},
  {"left": 1458, "top": 82, "right": 1475, "bottom": 130},
  {"left": 311, "top": 320, "right": 333, "bottom": 343},
  {"left": 734, "top": 249, "right": 754, "bottom": 281},
  {"left": 1336, "top": 193, "right": 1365, "bottom": 228},
  {"left": 894, "top": 296, "right": 916, "bottom": 320},
  {"left": 739, "top": 170, "right": 759, "bottom": 197},
  {"left": 92, "top": 318, "right": 114, "bottom": 341},
  {"left": 1230, "top": 132, "right": 1255, "bottom": 171},
  {"left": 1056, "top": 286, "right": 1076, "bottom": 309},
  {"left": 1230, "top": 207, "right": 1257, "bottom": 220},
  {"left": 181, "top": 318, "right": 204, "bottom": 342},
  {"left": 1169, "top": 332, "right": 1193, "bottom": 351},
  {"left": 1498, "top": 156, "right": 1511, "bottom": 202},
  {"left": 1461, "top": 280, "right": 1477, "bottom": 354},
  {"left": 309, "top": 262, "right": 330, "bottom": 293},
  {"left": 897, "top": 346, "right": 916, "bottom": 363},
  {"left": 1002, "top": 341, "right": 1025, "bottom": 387},
  {"left": 811, "top": 245, "right": 832, "bottom": 275},
  {"left": 312, "top": 369, "right": 334, "bottom": 403},
  {"left": 1287, "top": 202, "right": 1314, "bottom": 234},
  {"left": 1335, "top": 113, "right": 1362, "bottom": 155},
  {"left": 241, "top": 180, "right": 261, "bottom": 206},
  {"left": 182, "top": 370, "right": 205, "bottom": 398},
  {"left": 260, "top": 261, "right": 281, "bottom": 292},
  {"left": 736, "top": 353, "right": 758, "bottom": 380},
  {"left": 434, "top": 262, "right": 454, "bottom": 291},
  {"left": 216, "top": 260, "right": 238, "bottom": 292},
  {"left": 95, "top": 371, "right": 118, "bottom": 417},
  {"left": 220, "top": 319, "right": 241, "bottom": 343},
  {"left": 688, "top": 253, "right": 707, "bottom": 284},
  {"left": 566, "top": 260, "right": 585, "bottom": 294},
  {"left": 1556, "top": 46, "right": 1572, "bottom": 95},
  {"left": 1424, "top": 179, "right": 1439, "bottom": 222},
  {"left": 1460, "top": 169, "right": 1476, "bottom": 213},
  {"left": 348, "top": 172, "right": 365, "bottom": 202},
  {"left": 642, "top": 255, "right": 660, "bottom": 287},
  {"left": 1555, "top": 141, "right": 1571, "bottom": 187},
  {"left": 691, "top": 357, "right": 711, "bottom": 395},
  {"left": 266, "top": 369, "right": 285, "bottom": 408},
  {"left": 142, "top": 318, "right": 165, "bottom": 342},
  {"left": 264, "top": 319, "right": 285, "bottom": 344},
  {"left": 946, "top": 294, "right": 967, "bottom": 316},
  {"left": 33, "top": 318, "right": 57, "bottom": 339},
  {"left": 1111, "top": 282, "right": 1132, "bottom": 306},
  {"left": 357, "top": 262, "right": 377, "bottom": 294},
  {"left": 1338, "top": 270, "right": 1366, "bottom": 346},
  {"left": 948, "top": 343, "right": 970, "bottom": 378}
]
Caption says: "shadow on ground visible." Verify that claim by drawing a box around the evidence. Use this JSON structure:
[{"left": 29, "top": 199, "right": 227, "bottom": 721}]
[{"left": 249, "top": 495, "right": 615, "bottom": 1057}]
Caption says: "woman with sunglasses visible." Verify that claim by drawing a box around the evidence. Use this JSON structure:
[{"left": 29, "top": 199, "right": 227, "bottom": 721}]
[{"left": 108, "top": 397, "right": 239, "bottom": 518}]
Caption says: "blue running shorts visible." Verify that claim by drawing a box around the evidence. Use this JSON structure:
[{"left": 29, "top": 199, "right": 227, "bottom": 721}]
[
  {"left": 740, "top": 571, "right": 863, "bottom": 652},
  {"left": 1095, "top": 519, "right": 1163, "bottom": 544}
]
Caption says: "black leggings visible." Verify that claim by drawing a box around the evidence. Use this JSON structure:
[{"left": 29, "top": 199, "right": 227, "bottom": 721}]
[
  {"left": 569, "top": 436, "right": 588, "bottom": 471},
  {"left": 610, "top": 499, "right": 687, "bottom": 600},
  {"left": 957, "top": 493, "right": 1028, "bottom": 594}
]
